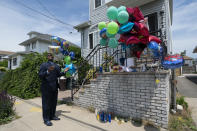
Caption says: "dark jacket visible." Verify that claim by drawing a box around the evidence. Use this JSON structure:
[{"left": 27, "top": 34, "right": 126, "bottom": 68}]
[{"left": 39, "top": 61, "right": 64, "bottom": 92}]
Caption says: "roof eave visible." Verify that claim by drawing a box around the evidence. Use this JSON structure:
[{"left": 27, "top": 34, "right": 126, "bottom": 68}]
[{"left": 74, "top": 21, "right": 91, "bottom": 31}]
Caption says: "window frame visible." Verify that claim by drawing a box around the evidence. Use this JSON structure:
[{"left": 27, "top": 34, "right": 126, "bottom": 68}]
[
  {"left": 94, "top": 0, "right": 102, "bottom": 9},
  {"left": 89, "top": 33, "right": 93, "bottom": 49},
  {"left": 144, "top": 12, "right": 158, "bottom": 33},
  {"left": 88, "top": 30, "right": 100, "bottom": 49},
  {"left": 13, "top": 57, "right": 17, "bottom": 66},
  {"left": 32, "top": 42, "right": 36, "bottom": 49}
]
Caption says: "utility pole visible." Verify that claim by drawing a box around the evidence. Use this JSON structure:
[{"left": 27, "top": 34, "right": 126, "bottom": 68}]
[{"left": 171, "top": 69, "right": 176, "bottom": 110}]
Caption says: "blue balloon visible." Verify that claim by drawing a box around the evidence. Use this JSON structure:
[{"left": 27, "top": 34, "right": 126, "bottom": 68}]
[
  {"left": 118, "top": 22, "right": 134, "bottom": 34},
  {"left": 100, "top": 28, "right": 107, "bottom": 37},
  {"left": 162, "top": 55, "right": 184, "bottom": 69},
  {"left": 69, "top": 51, "right": 75, "bottom": 59},
  {"left": 148, "top": 41, "right": 159, "bottom": 51},
  {"left": 65, "top": 63, "right": 76, "bottom": 75}
]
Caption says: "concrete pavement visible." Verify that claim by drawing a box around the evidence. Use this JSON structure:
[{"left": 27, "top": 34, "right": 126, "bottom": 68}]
[
  {"left": 177, "top": 74, "right": 197, "bottom": 126},
  {"left": 177, "top": 74, "right": 197, "bottom": 98},
  {"left": 0, "top": 96, "right": 164, "bottom": 131}
]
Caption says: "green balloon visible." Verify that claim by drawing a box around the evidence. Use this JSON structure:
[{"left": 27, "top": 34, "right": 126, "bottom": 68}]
[
  {"left": 117, "top": 11, "right": 129, "bottom": 24},
  {"left": 118, "top": 6, "right": 126, "bottom": 13},
  {"left": 98, "top": 22, "right": 106, "bottom": 30},
  {"left": 100, "top": 38, "right": 107, "bottom": 46},
  {"left": 108, "top": 38, "right": 118, "bottom": 48},
  {"left": 106, "top": 32, "right": 115, "bottom": 38},
  {"left": 107, "top": 6, "right": 118, "bottom": 20},
  {"left": 107, "top": 22, "right": 119, "bottom": 35},
  {"left": 64, "top": 56, "right": 71, "bottom": 64}
]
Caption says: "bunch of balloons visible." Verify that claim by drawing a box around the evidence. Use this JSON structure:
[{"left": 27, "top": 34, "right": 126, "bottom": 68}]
[
  {"left": 64, "top": 56, "right": 76, "bottom": 77},
  {"left": 98, "top": 6, "right": 163, "bottom": 59},
  {"left": 51, "top": 36, "right": 70, "bottom": 56}
]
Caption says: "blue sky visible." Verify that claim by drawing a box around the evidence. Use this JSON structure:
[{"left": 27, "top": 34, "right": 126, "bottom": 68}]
[{"left": 0, "top": 0, "right": 196, "bottom": 58}]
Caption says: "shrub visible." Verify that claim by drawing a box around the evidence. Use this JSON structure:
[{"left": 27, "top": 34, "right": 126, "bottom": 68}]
[
  {"left": 0, "top": 52, "right": 48, "bottom": 99},
  {"left": 176, "top": 96, "right": 188, "bottom": 110},
  {"left": 0, "top": 91, "right": 15, "bottom": 125}
]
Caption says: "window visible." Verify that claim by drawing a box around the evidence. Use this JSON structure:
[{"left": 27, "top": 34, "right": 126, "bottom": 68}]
[
  {"left": 26, "top": 44, "right": 30, "bottom": 51},
  {"left": 95, "top": 0, "right": 101, "bottom": 8},
  {"left": 145, "top": 13, "right": 158, "bottom": 33},
  {"left": 13, "top": 58, "right": 17, "bottom": 66},
  {"left": 89, "top": 33, "right": 93, "bottom": 49},
  {"left": 32, "top": 42, "right": 36, "bottom": 49}
]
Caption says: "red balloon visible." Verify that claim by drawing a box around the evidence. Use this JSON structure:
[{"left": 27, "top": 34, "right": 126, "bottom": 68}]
[
  {"left": 126, "top": 36, "right": 140, "bottom": 45},
  {"left": 149, "top": 35, "right": 162, "bottom": 43},
  {"left": 137, "top": 23, "right": 149, "bottom": 37},
  {"left": 126, "top": 7, "right": 144, "bottom": 22}
]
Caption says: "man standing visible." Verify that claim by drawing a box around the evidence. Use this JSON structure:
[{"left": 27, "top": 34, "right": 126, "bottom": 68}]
[{"left": 39, "top": 53, "right": 68, "bottom": 126}]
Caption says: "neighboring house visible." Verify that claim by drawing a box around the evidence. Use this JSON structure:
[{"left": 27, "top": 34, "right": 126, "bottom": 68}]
[
  {"left": 8, "top": 31, "right": 78, "bottom": 70},
  {"left": 183, "top": 56, "right": 193, "bottom": 67},
  {"left": 0, "top": 50, "right": 15, "bottom": 61},
  {"left": 74, "top": 0, "right": 173, "bottom": 58}
]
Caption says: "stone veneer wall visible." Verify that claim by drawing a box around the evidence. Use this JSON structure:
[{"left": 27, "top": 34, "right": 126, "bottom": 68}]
[{"left": 74, "top": 71, "right": 171, "bottom": 128}]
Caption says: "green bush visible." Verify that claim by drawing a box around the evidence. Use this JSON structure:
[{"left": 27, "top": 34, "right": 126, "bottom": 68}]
[
  {"left": 176, "top": 96, "right": 188, "bottom": 110},
  {"left": 0, "top": 91, "right": 15, "bottom": 125},
  {"left": 0, "top": 60, "right": 8, "bottom": 68},
  {"left": 0, "top": 52, "right": 48, "bottom": 99}
]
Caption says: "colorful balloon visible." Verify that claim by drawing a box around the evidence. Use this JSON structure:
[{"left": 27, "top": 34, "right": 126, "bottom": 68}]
[
  {"left": 118, "top": 22, "right": 134, "bottom": 34},
  {"left": 100, "top": 38, "right": 107, "bottom": 46},
  {"left": 100, "top": 28, "right": 107, "bottom": 38},
  {"left": 51, "top": 36, "right": 61, "bottom": 44},
  {"left": 107, "top": 22, "right": 119, "bottom": 35},
  {"left": 107, "top": 6, "right": 118, "bottom": 20},
  {"left": 118, "top": 6, "right": 126, "bottom": 13},
  {"left": 69, "top": 51, "right": 75, "bottom": 59},
  {"left": 98, "top": 22, "right": 107, "bottom": 30},
  {"left": 64, "top": 56, "right": 71, "bottom": 64},
  {"left": 117, "top": 10, "right": 129, "bottom": 24},
  {"left": 162, "top": 54, "right": 184, "bottom": 69},
  {"left": 65, "top": 63, "right": 76, "bottom": 77},
  {"left": 108, "top": 38, "right": 118, "bottom": 48},
  {"left": 106, "top": 32, "right": 115, "bottom": 38}
]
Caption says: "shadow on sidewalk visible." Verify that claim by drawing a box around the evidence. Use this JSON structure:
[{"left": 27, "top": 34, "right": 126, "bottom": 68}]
[
  {"left": 56, "top": 110, "right": 71, "bottom": 117},
  {"left": 60, "top": 114, "right": 107, "bottom": 131}
]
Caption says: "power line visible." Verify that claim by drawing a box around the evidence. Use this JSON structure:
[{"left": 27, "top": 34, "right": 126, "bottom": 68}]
[
  {"left": 13, "top": 0, "right": 75, "bottom": 27},
  {"left": 35, "top": 0, "right": 57, "bottom": 19}
]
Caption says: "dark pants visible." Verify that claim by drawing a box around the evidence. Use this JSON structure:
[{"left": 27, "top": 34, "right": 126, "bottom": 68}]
[{"left": 41, "top": 90, "right": 58, "bottom": 122}]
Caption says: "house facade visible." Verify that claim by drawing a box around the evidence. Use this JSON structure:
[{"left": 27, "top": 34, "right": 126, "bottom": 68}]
[
  {"left": 183, "top": 56, "right": 193, "bottom": 67},
  {"left": 75, "top": 0, "right": 173, "bottom": 58}
]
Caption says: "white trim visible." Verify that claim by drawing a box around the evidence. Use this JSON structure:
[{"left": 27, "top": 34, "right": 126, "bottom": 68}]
[{"left": 88, "top": 30, "right": 100, "bottom": 49}]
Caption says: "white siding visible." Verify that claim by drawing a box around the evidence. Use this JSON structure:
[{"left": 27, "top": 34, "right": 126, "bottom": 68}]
[
  {"left": 36, "top": 41, "right": 51, "bottom": 53},
  {"left": 10, "top": 55, "right": 23, "bottom": 70}
]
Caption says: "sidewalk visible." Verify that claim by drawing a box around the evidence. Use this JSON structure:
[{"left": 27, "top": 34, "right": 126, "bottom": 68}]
[
  {"left": 185, "top": 98, "right": 197, "bottom": 126},
  {"left": 0, "top": 93, "right": 165, "bottom": 131}
]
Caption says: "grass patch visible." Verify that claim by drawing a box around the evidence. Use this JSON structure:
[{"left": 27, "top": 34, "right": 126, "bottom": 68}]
[
  {"left": 87, "top": 106, "right": 95, "bottom": 113},
  {"left": 169, "top": 94, "right": 197, "bottom": 131}
]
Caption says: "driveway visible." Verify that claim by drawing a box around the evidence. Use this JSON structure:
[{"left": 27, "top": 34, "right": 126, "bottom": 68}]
[{"left": 177, "top": 74, "right": 197, "bottom": 98}]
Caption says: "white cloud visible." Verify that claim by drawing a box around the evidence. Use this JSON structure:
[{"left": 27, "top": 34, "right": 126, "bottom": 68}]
[
  {"left": 172, "top": 1, "right": 197, "bottom": 58},
  {"left": 0, "top": 2, "right": 83, "bottom": 53}
]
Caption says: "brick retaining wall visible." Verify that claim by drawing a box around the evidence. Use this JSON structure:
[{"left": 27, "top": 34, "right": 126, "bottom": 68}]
[{"left": 74, "top": 71, "right": 170, "bottom": 128}]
